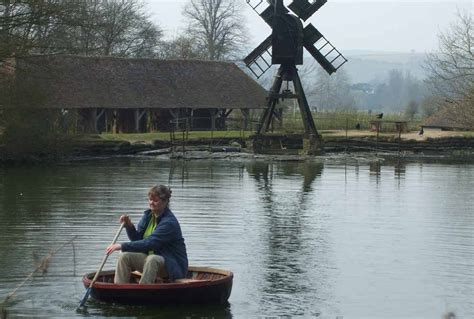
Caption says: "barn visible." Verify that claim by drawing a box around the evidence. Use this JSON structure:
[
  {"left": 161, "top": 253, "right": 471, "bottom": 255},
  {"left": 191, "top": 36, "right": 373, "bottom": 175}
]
[{"left": 7, "top": 55, "right": 267, "bottom": 133}]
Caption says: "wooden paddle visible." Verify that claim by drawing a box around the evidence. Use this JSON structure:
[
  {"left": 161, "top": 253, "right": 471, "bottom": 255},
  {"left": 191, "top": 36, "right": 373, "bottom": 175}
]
[{"left": 78, "top": 222, "right": 125, "bottom": 308}]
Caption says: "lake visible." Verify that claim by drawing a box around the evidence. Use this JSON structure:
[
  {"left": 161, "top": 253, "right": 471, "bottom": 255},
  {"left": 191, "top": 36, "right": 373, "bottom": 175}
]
[{"left": 0, "top": 157, "right": 473, "bottom": 318}]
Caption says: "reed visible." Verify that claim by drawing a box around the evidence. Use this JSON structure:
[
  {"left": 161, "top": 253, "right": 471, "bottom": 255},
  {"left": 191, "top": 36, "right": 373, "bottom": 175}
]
[{"left": 0, "top": 236, "right": 78, "bottom": 315}]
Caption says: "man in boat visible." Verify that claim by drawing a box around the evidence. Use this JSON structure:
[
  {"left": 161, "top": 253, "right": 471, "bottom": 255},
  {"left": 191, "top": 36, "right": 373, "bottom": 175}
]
[{"left": 106, "top": 185, "right": 188, "bottom": 284}]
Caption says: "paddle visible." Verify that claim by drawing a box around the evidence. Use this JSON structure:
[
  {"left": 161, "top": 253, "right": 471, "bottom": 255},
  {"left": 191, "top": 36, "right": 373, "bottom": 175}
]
[{"left": 78, "top": 222, "right": 125, "bottom": 308}]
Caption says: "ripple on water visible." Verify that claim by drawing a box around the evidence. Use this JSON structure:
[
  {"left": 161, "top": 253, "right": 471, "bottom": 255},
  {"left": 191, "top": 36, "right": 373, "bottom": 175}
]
[{"left": 0, "top": 160, "right": 473, "bottom": 318}]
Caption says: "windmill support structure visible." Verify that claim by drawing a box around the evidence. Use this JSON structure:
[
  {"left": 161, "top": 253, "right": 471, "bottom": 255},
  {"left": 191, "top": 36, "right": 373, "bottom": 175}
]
[{"left": 255, "top": 64, "right": 323, "bottom": 154}]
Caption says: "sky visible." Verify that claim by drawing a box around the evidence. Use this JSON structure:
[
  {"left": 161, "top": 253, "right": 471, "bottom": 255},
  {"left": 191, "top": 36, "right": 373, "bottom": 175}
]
[{"left": 145, "top": 0, "right": 472, "bottom": 54}]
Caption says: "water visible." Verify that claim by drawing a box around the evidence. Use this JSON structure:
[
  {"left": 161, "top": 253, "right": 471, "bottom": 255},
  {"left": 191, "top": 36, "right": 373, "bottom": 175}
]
[{"left": 0, "top": 158, "right": 473, "bottom": 318}]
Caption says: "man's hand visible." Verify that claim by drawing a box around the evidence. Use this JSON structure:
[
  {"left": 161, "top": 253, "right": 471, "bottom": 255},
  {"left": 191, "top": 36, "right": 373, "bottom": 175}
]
[{"left": 106, "top": 243, "right": 122, "bottom": 255}]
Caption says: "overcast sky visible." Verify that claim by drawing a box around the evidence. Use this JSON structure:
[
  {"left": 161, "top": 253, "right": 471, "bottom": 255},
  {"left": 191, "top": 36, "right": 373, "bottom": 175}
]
[{"left": 146, "top": 0, "right": 472, "bottom": 54}]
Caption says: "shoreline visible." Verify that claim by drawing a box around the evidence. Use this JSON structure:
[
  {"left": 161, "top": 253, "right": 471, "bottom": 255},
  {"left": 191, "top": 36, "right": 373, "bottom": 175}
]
[{"left": 2, "top": 133, "right": 474, "bottom": 164}]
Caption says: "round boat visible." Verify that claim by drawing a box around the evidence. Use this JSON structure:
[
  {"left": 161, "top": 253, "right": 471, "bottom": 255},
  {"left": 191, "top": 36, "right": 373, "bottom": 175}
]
[{"left": 82, "top": 266, "right": 233, "bottom": 305}]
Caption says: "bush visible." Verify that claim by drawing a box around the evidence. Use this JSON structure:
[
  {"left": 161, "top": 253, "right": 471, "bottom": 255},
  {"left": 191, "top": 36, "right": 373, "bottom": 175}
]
[{"left": 1, "top": 107, "right": 72, "bottom": 160}]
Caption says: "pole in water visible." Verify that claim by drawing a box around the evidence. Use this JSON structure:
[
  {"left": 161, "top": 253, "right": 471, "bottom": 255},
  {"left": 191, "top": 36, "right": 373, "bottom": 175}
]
[{"left": 77, "top": 223, "right": 124, "bottom": 309}]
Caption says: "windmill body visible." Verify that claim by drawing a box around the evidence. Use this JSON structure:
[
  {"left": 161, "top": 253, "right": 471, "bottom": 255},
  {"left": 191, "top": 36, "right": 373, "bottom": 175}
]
[{"left": 244, "top": 0, "right": 347, "bottom": 153}]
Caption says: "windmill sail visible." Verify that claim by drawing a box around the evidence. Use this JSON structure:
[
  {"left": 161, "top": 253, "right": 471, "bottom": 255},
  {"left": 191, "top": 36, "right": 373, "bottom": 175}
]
[
  {"left": 245, "top": 0, "right": 269, "bottom": 16},
  {"left": 243, "top": 35, "right": 273, "bottom": 79},
  {"left": 288, "top": 0, "right": 327, "bottom": 21},
  {"left": 303, "top": 24, "right": 347, "bottom": 74}
]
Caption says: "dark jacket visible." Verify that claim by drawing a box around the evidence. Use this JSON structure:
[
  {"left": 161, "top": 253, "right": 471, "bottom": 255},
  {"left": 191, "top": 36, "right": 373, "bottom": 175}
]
[{"left": 121, "top": 207, "right": 188, "bottom": 281}]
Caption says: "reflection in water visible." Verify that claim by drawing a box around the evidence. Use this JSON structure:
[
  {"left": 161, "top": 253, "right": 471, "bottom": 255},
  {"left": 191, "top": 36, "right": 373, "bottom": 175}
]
[
  {"left": 369, "top": 160, "right": 381, "bottom": 182},
  {"left": 302, "top": 162, "right": 324, "bottom": 193},
  {"left": 394, "top": 160, "right": 407, "bottom": 179},
  {"left": 0, "top": 165, "right": 94, "bottom": 281},
  {"left": 246, "top": 162, "right": 325, "bottom": 316},
  {"left": 0, "top": 159, "right": 473, "bottom": 318},
  {"left": 78, "top": 302, "right": 233, "bottom": 319},
  {"left": 394, "top": 159, "right": 407, "bottom": 191}
]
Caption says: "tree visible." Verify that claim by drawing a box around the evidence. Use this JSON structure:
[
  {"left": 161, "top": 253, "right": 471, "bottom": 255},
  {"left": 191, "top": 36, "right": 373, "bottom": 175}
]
[
  {"left": 0, "top": 1, "right": 66, "bottom": 58},
  {"left": 182, "top": 0, "right": 248, "bottom": 61},
  {"left": 43, "top": 0, "right": 163, "bottom": 57},
  {"left": 308, "top": 66, "right": 356, "bottom": 110},
  {"left": 158, "top": 35, "right": 205, "bottom": 60},
  {"left": 365, "top": 69, "right": 426, "bottom": 113},
  {"left": 420, "top": 96, "right": 439, "bottom": 118},
  {"left": 0, "top": 0, "right": 163, "bottom": 58},
  {"left": 386, "top": 69, "right": 404, "bottom": 109},
  {"left": 404, "top": 100, "right": 418, "bottom": 120},
  {"left": 94, "top": 0, "right": 163, "bottom": 57},
  {"left": 424, "top": 10, "right": 474, "bottom": 127}
]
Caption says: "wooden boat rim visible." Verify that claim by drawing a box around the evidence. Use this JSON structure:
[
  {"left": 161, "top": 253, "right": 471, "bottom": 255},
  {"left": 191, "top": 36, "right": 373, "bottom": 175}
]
[{"left": 82, "top": 266, "right": 233, "bottom": 290}]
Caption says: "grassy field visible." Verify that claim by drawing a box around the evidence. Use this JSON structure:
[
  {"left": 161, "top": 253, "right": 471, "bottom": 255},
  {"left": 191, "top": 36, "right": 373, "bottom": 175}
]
[
  {"left": 93, "top": 110, "right": 425, "bottom": 144},
  {"left": 4, "top": 109, "right": 470, "bottom": 146}
]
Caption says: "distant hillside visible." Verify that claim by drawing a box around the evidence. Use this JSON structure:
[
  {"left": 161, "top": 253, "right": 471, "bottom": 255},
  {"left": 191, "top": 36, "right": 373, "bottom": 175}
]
[
  {"left": 237, "top": 51, "right": 430, "bottom": 112},
  {"left": 340, "top": 50, "right": 428, "bottom": 83},
  {"left": 239, "top": 51, "right": 429, "bottom": 88}
]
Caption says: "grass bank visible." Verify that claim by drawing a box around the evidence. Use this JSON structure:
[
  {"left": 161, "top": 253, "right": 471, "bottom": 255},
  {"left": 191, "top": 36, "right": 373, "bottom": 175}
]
[
  {"left": 93, "top": 129, "right": 474, "bottom": 144},
  {"left": 96, "top": 130, "right": 250, "bottom": 143}
]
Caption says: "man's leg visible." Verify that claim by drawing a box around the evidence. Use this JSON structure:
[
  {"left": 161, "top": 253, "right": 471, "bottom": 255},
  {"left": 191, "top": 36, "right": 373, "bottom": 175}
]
[
  {"left": 140, "top": 255, "right": 168, "bottom": 284},
  {"left": 114, "top": 252, "right": 147, "bottom": 284}
]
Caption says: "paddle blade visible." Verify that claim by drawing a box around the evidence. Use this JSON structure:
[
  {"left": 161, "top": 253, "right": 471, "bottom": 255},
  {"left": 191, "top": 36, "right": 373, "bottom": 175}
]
[{"left": 78, "top": 287, "right": 91, "bottom": 308}]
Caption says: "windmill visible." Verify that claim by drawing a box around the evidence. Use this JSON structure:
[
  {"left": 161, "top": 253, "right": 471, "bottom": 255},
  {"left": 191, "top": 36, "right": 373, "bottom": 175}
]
[{"left": 244, "top": 0, "right": 347, "bottom": 153}]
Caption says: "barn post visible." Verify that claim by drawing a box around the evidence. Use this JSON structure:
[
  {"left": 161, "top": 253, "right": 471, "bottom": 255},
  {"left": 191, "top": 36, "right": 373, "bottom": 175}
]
[
  {"left": 211, "top": 109, "right": 217, "bottom": 131},
  {"left": 241, "top": 109, "right": 250, "bottom": 130},
  {"left": 112, "top": 109, "right": 117, "bottom": 134},
  {"left": 96, "top": 108, "right": 105, "bottom": 133},
  {"left": 90, "top": 108, "right": 97, "bottom": 133}
]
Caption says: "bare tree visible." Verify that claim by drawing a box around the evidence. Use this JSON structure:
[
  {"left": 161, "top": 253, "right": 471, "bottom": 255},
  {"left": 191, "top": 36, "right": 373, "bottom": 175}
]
[
  {"left": 0, "top": 0, "right": 163, "bottom": 58},
  {"left": 158, "top": 35, "right": 205, "bottom": 60},
  {"left": 96, "top": 0, "right": 163, "bottom": 57},
  {"left": 404, "top": 100, "right": 419, "bottom": 120},
  {"left": 0, "top": 1, "right": 67, "bottom": 58},
  {"left": 308, "top": 67, "right": 356, "bottom": 110},
  {"left": 424, "top": 10, "right": 474, "bottom": 127},
  {"left": 182, "top": 0, "right": 248, "bottom": 61},
  {"left": 42, "top": 0, "right": 163, "bottom": 57}
]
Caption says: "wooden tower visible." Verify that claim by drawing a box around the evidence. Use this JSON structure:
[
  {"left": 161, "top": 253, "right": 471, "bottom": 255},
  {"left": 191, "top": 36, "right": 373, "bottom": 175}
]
[{"left": 244, "top": 0, "right": 347, "bottom": 154}]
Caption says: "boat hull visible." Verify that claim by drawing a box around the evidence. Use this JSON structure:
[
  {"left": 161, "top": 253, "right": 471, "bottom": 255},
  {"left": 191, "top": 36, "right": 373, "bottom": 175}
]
[{"left": 82, "top": 266, "right": 233, "bottom": 305}]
